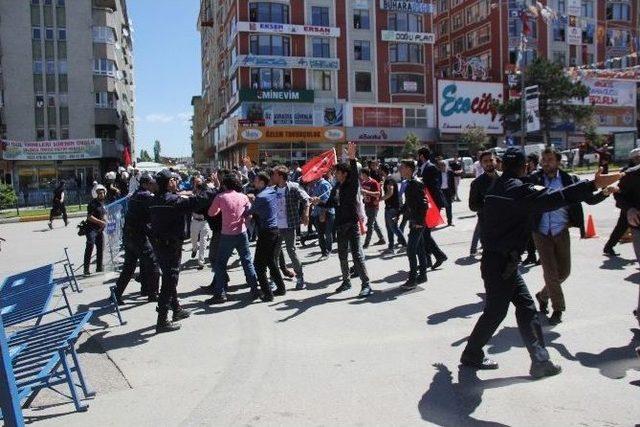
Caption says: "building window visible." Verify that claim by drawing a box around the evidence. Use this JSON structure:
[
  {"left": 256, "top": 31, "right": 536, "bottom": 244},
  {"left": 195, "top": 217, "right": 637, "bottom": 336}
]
[
  {"left": 60, "top": 128, "right": 69, "bottom": 139},
  {"left": 581, "top": 0, "right": 593, "bottom": 18},
  {"left": 58, "top": 40, "right": 67, "bottom": 59},
  {"left": 438, "top": 43, "right": 450, "bottom": 60},
  {"left": 453, "top": 37, "right": 464, "bottom": 55},
  {"left": 249, "top": 2, "right": 290, "bottom": 24},
  {"left": 552, "top": 51, "right": 565, "bottom": 65},
  {"left": 32, "top": 0, "right": 40, "bottom": 4},
  {"left": 95, "top": 92, "right": 117, "bottom": 108},
  {"left": 58, "top": 74, "right": 68, "bottom": 92},
  {"left": 466, "top": 0, "right": 489, "bottom": 25},
  {"left": 93, "top": 58, "right": 117, "bottom": 77},
  {"left": 437, "top": 0, "right": 447, "bottom": 13},
  {"left": 249, "top": 35, "right": 291, "bottom": 56},
  {"left": 438, "top": 19, "right": 448, "bottom": 36},
  {"left": 467, "top": 25, "right": 490, "bottom": 50},
  {"left": 311, "top": 6, "right": 330, "bottom": 26},
  {"left": 45, "top": 60, "right": 55, "bottom": 74},
  {"left": 405, "top": 108, "right": 428, "bottom": 127},
  {"left": 606, "top": 29, "right": 631, "bottom": 47},
  {"left": 311, "top": 37, "right": 330, "bottom": 58},
  {"left": 582, "top": 23, "right": 594, "bottom": 44},
  {"left": 451, "top": 12, "right": 463, "bottom": 30},
  {"left": 313, "top": 70, "right": 332, "bottom": 91},
  {"left": 49, "top": 129, "right": 57, "bottom": 140},
  {"left": 57, "top": 60, "right": 67, "bottom": 74},
  {"left": 389, "top": 43, "right": 423, "bottom": 63},
  {"left": 45, "top": 27, "right": 54, "bottom": 40},
  {"left": 606, "top": 2, "right": 630, "bottom": 21},
  {"left": 355, "top": 72, "right": 371, "bottom": 92},
  {"left": 36, "top": 129, "right": 45, "bottom": 140},
  {"left": 57, "top": 28, "right": 66, "bottom": 40},
  {"left": 388, "top": 13, "right": 423, "bottom": 32},
  {"left": 32, "top": 27, "right": 42, "bottom": 40},
  {"left": 353, "top": 9, "right": 370, "bottom": 29},
  {"left": 92, "top": 26, "right": 116, "bottom": 43},
  {"left": 250, "top": 68, "right": 292, "bottom": 90},
  {"left": 390, "top": 74, "right": 424, "bottom": 94},
  {"left": 553, "top": 22, "right": 565, "bottom": 41},
  {"left": 57, "top": 0, "right": 65, "bottom": 5},
  {"left": 59, "top": 107, "right": 69, "bottom": 126},
  {"left": 510, "top": 18, "right": 537, "bottom": 38},
  {"left": 354, "top": 40, "right": 370, "bottom": 60}
]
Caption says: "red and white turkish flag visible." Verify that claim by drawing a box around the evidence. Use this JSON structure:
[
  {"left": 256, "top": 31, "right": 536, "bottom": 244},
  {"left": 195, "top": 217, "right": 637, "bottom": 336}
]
[{"left": 300, "top": 149, "right": 337, "bottom": 183}]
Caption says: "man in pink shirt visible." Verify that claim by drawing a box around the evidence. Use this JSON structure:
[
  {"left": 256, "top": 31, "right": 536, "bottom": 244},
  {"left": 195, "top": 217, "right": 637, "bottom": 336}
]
[{"left": 205, "top": 174, "right": 260, "bottom": 304}]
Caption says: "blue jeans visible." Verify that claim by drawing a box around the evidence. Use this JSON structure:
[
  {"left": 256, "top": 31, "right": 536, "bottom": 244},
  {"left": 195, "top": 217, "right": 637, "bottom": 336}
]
[
  {"left": 384, "top": 208, "right": 406, "bottom": 249},
  {"left": 407, "top": 226, "right": 427, "bottom": 278},
  {"left": 313, "top": 213, "right": 335, "bottom": 256},
  {"left": 213, "top": 232, "right": 258, "bottom": 296}
]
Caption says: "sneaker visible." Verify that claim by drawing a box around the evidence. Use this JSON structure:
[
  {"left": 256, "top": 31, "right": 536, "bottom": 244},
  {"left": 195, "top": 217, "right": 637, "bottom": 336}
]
[
  {"left": 318, "top": 254, "right": 329, "bottom": 261},
  {"left": 205, "top": 294, "right": 228, "bottom": 305},
  {"left": 460, "top": 356, "right": 499, "bottom": 370},
  {"left": 358, "top": 285, "right": 372, "bottom": 297},
  {"left": 83, "top": 270, "right": 90, "bottom": 277},
  {"left": 373, "top": 239, "right": 386, "bottom": 246},
  {"left": 269, "top": 281, "right": 277, "bottom": 292},
  {"left": 295, "top": 278, "right": 305, "bottom": 290},
  {"left": 529, "top": 360, "right": 562, "bottom": 379},
  {"left": 250, "top": 289, "right": 264, "bottom": 301},
  {"left": 273, "top": 288, "right": 286, "bottom": 297},
  {"left": 156, "top": 319, "right": 181, "bottom": 334},
  {"left": 382, "top": 248, "right": 395, "bottom": 255},
  {"left": 603, "top": 246, "right": 619, "bottom": 257},
  {"left": 64, "top": 220, "right": 69, "bottom": 227},
  {"left": 172, "top": 308, "right": 191, "bottom": 321},
  {"left": 261, "top": 294, "right": 274, "bottom": 302},
  {"left": 362, "top": 243, "right": 370, "bottom": 249},
  {"left": 197, "top": 262, "right": 205, "bottom": 270},
  {"left": 335, "top": 282, "right": 352, "bottom": 293},
  {"left": 47, "top": 222, "right": 53, "bottom": 230}
]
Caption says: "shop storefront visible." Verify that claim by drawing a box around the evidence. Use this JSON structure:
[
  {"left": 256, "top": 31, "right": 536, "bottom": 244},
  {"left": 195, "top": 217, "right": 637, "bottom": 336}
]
[{"left": 346, "top": 127, "right": 437, "bottom": 160}]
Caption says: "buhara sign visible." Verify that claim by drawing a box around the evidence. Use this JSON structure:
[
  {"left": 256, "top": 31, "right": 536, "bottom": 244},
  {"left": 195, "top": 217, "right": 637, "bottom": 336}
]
[
  {"left": 380, "top": 0, "right": 433, "bottom": 13},
  {"left": 437, "top": 80, "right": 503, "bottom": 134},
  {"left": 239, "top": 89, "right": 314, "bottom": 103}
]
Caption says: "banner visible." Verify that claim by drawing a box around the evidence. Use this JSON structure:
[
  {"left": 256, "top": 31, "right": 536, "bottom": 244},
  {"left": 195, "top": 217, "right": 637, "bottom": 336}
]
[
  {"left": 582, "top": 78, "right": 637, "bottom": 107},
  {"left": 104, "top": 195, "right": 129, "bottom": 271},
  {"left": 236, "top": 21, "right": 340, "bottom": 37},
  {"left": 232, "top": 55, "right": 340, "bottom": 72},
  {"left": 238, "top": 126, "right": 346, "bottom": 143},
  {"left": 525, "top": 85, "right": 541, "bottom": 133},
  {"left": 239, "top": 88, "right": 314, "bottom": 103},
  {"left": 381, "top": 30, "right": 434, "bottom": 44},
  {"left": 243, "top": 103, "right": 344, "bottom": 126},
  {"left": 380, "top": 0, "right": 433, "bottom": 13},
  {"left": 437, "top": 80, "right": 503, "bottom": 134},
  {"left": 1, "top": 138, "right": 103, "bottom": 161}
]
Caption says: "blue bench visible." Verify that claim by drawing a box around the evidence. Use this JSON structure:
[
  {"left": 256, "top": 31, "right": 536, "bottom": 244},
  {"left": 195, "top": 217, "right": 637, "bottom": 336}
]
[{"left": 2, "top": 311, "right": 95, "bottom": 415}]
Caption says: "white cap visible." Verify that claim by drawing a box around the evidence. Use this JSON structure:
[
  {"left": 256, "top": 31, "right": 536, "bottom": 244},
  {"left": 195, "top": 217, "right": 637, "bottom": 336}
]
[
  {"left": 91, "top": 184, "right": 107, "bottom": 199},
  {"left": 105, "top": 171, "right": 117, "bottom": 181}
]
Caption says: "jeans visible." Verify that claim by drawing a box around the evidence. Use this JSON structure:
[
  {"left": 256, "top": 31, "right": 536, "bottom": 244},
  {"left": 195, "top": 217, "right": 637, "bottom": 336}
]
[
  {"left": 470, "top": 217, "right": 481, "bottom": 253},
  {"left": 115, "top": 229, "right": 159, "bottom": 297},
  {"left": 364, "top": 207, "right": 384, "bottom": 246},
  {"left": 407, "top": 227, "right": 427, "bottom": 278},
  {"left": 213, "top": 232, "right": 258, "bottom": 296},
  {"left": 313, "top": 213, "right": 335, "bottom": 256},
  {"left": 278, "top": 228, "right": 304, "bottom": 279},
  {"left": 336, "top": 222, "right": 369, "bottom": 285},
  {"left": 384, "top": 208, "right": 406, "bottom": 249},
  {"left": 152, "top": 238, "right": 183, "bottom": 312},
  {"left": 462, "top": 251, "right": 550, "bottom": 364},
  {"left": 254, "top": 228, "right": 285, "bottom": 297},
  {"left": 84, "top": 228, "right": 104, "bottom": 272},
  {"left": 208, "top": 231, "right": 229, "bottom": 288}
]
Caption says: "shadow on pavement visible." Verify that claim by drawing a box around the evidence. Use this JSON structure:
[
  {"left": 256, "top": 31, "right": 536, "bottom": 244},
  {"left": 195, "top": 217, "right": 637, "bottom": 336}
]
[
  {"left": 455, "top": 256, "right": 480, "bottom": 267},
  {"left": 349, "top": 285, "right": 423, "bottom": 305},
  {"left": 305, "top": 275, "right": 342, "bottom": 290},
  {"left": 574, "top": 328, "right": 640, "bottom": 379},
  {"left": 600, "top": 257, "right": 636, "bottom": 271},
  {"left": 427, "top": 293, "right": 485, "bottom": 325},
  {"left": 418, "top": 363, "right": 529, "bottom": 426},
  {"left": 624, "top": 272, "right": 640, "bottom": 284},
  {"left": 77, "top": 325, "right": 156, "bottom": 354},
  {"left": 272, "top": 292, "right": 355, "bottom": 322},
  {"left": 372, "top": 270, "right": 406, "bottom": 285},
  {"left": 182, "top": 294, "right": 255, "bottom": 315}
]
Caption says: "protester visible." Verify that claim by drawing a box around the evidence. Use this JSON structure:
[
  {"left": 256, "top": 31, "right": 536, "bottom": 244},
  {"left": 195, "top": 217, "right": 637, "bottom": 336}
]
[
  {"left": 48, "top": 180, "right": 68, "bottom": 229},
  {"left": 448, "top": 155, "right": 464, "bottom": 202},
  {"left": 460, "top": 147, "right": 620, "bottom": 378},
  {"left": 83, "top": 184, "right": 107, "bottom": 276},
  {"left": 360, "top": 168, "right": 386, "bottom": 248},
  {"left": 380, "top": 164, "right": 406, "bottom": 254},
  {"left": 437, "top": 160, "right": 455, "bottom": 227},
  {"left": 312, "top": 142, "right": 372, "bottom": 297},
  {"left": 190, "top": 175, "right": 211, "bottom": 270},
  {"left": 469, "top": 151, "right": 497, "bottom": 256},
  {"left": 473, "top": 152, "right": 484, "bottom": 178},
  {"left": 308, "top": 173, "right": 335, "bottom": 260}
]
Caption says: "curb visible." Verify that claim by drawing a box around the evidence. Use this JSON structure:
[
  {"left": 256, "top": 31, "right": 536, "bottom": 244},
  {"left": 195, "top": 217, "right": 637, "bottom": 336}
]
[{"left": 0, "top": 211, "right": 85, "bottom": 225}]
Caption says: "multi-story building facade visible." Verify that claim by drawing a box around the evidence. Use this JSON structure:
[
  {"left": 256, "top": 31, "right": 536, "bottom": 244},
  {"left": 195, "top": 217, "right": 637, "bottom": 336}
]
[
  {"left": 0, "top": 0, "right": 134, "bottom": 193},
  {"left": 191, "top": 95, "right": 209, "bottom": 167},
  {"left": 198, "top": 0, "right": 439, "bottom": 166}
]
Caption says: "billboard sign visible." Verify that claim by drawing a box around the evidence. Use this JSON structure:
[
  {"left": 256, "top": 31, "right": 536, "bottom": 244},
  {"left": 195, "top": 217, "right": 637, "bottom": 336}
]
[
  {"left": 1, "top": 138, "right": 103, "bottom": 161},
  {"left": 236, "top": 21, "right": 340, "bottom": 37},
  {"left": 582, "top": 78, "right": 637, "bottom": 107},
  {"left": 232, "top": 55, "right": 339, "bottom": 72},
  {"left": 381, "top": 30, "right": 434, "bottom": 44},
  {"left": 380, "top": 0, "right": 433, "bottom": 13},
  {"left": 437, "top": 80, "right": 503, "bottom": 134},
  {"left": 239, "top": 127, "right": 346, "bottom": 143}
]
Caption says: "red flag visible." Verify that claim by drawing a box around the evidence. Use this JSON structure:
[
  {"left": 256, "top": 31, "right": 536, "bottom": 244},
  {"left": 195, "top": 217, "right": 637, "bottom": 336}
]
[
  {"left": 424, "top": 188, "right": 445, "bottom": 229},
  {"left": 300, "top": 149, "right": 337, "bottom": 183},
  {"left": 122, "top": 146, "right": 132, "bottom": 167}
]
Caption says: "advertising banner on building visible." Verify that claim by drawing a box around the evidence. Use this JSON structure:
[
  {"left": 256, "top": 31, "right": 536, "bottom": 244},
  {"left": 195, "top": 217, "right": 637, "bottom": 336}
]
[
  {"left": 239, "top": 89, "right": 314, "bottom": 103},
  {"left": 437, "top": 80, "right": 503, "bottom": 134},
  {"left": 525, "top": 85, "right": 541, "bottom": 133},
  {"left": 243, "top": 103, "right": 344, "bottom": 126},
  {"left": 346, "top": 127, "right": 437, "bottom": 142},
  {"left": 582, "top": 78, "right": 637, "bottom": 107},
  {"left": 567, "top": 0, "right": 581, "bottom": 16},
  {"left": 236, "top": 21, "right": 340, "bottom": 37},
  {"left": 379, "top": 0, "right": 433, "bottom": 13},
  {"left": 232, "top": 55, "right": 340, "bottom": 72},
  {"left": 239, "top": 127, "right": 346, "bottom": 143},
  {"left": 381, "top": 30, "right": 434, "bottom": 44},
  {"left": 567, "top": 23, "right": 582, "bottom": 45},
  {"left": 1, "top": 138, "right": 103, "bottom": 161}
]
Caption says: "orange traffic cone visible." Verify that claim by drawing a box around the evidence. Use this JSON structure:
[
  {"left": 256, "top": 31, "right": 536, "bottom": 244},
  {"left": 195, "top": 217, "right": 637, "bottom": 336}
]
[{"left": 585, "top": 214, "right": 597, "bottom": 238}]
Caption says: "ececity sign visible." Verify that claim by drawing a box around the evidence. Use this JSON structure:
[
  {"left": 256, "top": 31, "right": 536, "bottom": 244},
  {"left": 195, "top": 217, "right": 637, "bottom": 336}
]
[
  {"left": 437, "top": 80, "right": 503, "bottom": 134},
  {"left": 379, "top": 0, "right": 433, "bottom": 13},
  {"left": 236, "top": 21, "right": 340, "bottom": 37},
  {"left": 381, "top": 30, "right": 434, "bottom": 44}
]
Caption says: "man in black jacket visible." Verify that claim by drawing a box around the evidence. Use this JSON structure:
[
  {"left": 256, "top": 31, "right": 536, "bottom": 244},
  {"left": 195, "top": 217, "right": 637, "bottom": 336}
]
[
  {"left": 417, "top": 147, "right": 448, "bottom": 269},
  {"left": 528, "top": 147, "right": 609, "bottom": 324},
  {"left": 469, "top": 151, "right": 498, "bottom": 256},
  {"left": 312, "top": 142, "right": 371, "bottom": 297},
  {"left": 461, "top": 147, "right": 620, "bottom": 378},
  {"left": 399, "top": 160, "right": 428, "bottom": 289}
]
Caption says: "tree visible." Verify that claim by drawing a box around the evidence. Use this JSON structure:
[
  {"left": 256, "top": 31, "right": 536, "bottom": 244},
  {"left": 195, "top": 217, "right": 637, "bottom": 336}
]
[
  {"left": 460, "top": 127, "right": 488, "bottom": 155},
  {"left": 583, "top": 117, "right": 607, "bottom": 148},
  {"left": 138, "top": 149, "right": 152, "bottom": 162},
  {"left": 0, "top": 183, "right": 18, "bottom": 209},
  {"left": 402, "top": 132, "right": 421, "bottom": 158},
  {"left": 497, "top": 58, "right": 594, "bottom": 145},
  {"left": 153, "top": 140, "right": 161, "bottom": 163}
]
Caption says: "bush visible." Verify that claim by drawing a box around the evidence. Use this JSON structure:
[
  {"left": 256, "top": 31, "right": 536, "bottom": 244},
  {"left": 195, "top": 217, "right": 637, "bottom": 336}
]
[{"left": 0, "top": 183, "right": 18, "bottom": 209}]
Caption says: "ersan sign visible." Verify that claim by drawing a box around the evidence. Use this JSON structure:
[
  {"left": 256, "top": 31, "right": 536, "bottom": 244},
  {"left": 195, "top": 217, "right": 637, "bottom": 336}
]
[
  {"left": 380, "top": 0, "right": 433, "bottom": 13},
  {"left": 437, "top": 80, "right": 503, "bottom": 134},
  {"left": 381, "top": 30, "right": 434, "bottom": 44},
  {"left": 236, "top": 21, "right": 340, "bottom": 37}
]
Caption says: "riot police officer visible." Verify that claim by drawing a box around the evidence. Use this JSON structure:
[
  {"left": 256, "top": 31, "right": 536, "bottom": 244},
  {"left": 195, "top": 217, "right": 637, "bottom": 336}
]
[
  {"left": 150, "top": 169, "right": 214, "bottom": 333},
  {"left": 114, "top": 173, "right": 159, "bottom": 304},
  {"left": 460, "top": 147, "right": 620, "bottom": 378}
]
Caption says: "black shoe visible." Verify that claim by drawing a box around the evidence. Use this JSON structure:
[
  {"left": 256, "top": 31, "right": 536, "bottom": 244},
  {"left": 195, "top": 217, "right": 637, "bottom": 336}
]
[
  {"left": 273, "top": 288, "right": 286, "bottom": 297},
  {"left": 373, "top": 239, "right": 386, "bottom": 246},
  {"left": 191, "top": 250, "right": 197, "bottom": 259},
  {"left": 64, "top": 220, "right": 69, "bottom": 227},
  {"left": 522, "top": 256, "right": 538, "bottom": 266},
  {"left": 172, "top": 308, "right": 191, "bottom": 321},
  {"left": 47, "top": 222, "right": 53, "bottom": 230},
  {"left": 535, "top": 292, "right": 548, "bottom": 314},
  {"left": 362, "top": 243, "right": 370, "bottom": 249},
  {"left": 147, "top": 294, "right": 158, "bottom": 303},
  {"left": 250, "top": 289, "right": 264, "bottom": 301},
  {"left": 205, "top": 294, "right": 227, "bottom": 305},
  {"left": 156, "top": 312, "right": 181, "bottom": 334},
  {"left": 416, "top": 274, "right": 427, "bottom": 284},
  {"left": 335, "top": 282, "right": 352, "bottom": 293},
  {"left": 261, "top": 293, "right": 274, "bottom": 302},
  {"left": 200, "top": 285, "right": 215, "bottom": 295},
  {"left": 530, "top": 360, "right": 562, "bottom": 379},
  {"left": 603, "top": 246, "right": 619, "bottom": 257},
  {"left": 460, "top": 356, "right": 499, "bottom": 370},
  {"left": 401, "top": 279, "right": 417, "bottom": 290},
  {"left": 548, "top": 311, "right": 562, "bottom": 325},
  {"left": 96, "top": 267, "right": 104, "bottom": 273},
  {"left": 358, "top": 285, "right": 372, "bottom": 297},
  {"left": 432, "top": 256, "right": 447, "bottom": 270},
  {"left": 114, "top": 294, "right": 125, "bottom": 306}
]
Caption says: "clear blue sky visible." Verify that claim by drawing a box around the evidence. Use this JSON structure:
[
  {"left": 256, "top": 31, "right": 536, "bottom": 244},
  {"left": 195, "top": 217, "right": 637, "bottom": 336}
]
[{"left": 129, "top": 0, "right": 200, "bottom": 158}]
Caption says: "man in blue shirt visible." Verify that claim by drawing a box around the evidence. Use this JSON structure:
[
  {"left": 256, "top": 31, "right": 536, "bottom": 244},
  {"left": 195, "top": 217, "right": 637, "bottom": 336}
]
[
  {"left": 248, "top": 172, "right": 286, "bottom": 301},
  {"left": 308, "top": 174, "right": 335, "bottom": 260}
]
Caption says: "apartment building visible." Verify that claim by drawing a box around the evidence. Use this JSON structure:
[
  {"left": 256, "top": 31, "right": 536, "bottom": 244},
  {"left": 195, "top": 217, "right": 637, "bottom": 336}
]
[{"left": 0, "top": 0, "right": 134, "bottom": 192}]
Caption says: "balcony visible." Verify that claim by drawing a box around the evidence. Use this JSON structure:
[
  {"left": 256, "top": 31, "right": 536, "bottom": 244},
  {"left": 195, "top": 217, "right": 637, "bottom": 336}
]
[
  {"left": 95, "top": 108, "right": 121, "bottom": 127},
  {"left": 93, "top": 0, "right": 117, "bottom": 10}
]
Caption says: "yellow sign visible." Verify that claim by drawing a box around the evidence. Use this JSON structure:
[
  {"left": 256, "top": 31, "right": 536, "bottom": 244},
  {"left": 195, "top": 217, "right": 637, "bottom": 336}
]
[{"left": 238, "top": 127, "right": 346, "bottom": 143}]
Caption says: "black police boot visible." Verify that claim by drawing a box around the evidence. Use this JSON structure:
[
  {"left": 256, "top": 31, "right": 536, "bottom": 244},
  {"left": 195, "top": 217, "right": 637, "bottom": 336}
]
[
  {"left": 401, "top": 277, "right": 417, "bottom": 290},
  {"left": 172, "top": 308, "right": 191, "bottom": 322},
  {"left": 156, "top": 310, "right": 180, "bottom": 334},
  {"left": 535, "top": 292, "right": 548, "bottom": 314},
  {"left": 416, "top": 271, "right": 427, "bottom": 284}
]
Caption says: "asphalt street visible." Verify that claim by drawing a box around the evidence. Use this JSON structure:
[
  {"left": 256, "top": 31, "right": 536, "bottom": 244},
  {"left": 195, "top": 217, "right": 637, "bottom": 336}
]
[{"left": 0, "top": 177, "right": 638, "bottom": 426}]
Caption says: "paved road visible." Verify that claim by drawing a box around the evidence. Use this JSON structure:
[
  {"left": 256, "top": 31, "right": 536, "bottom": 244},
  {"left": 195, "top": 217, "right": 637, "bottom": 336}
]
[{"left": 1, "top": 177, "right": 639, "bottom": 426}]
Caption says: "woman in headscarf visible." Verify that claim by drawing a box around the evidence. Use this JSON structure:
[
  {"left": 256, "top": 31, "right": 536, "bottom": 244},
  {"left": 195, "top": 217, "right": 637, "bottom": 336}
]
[{"left": 48, "top": 180, "right": 68, "bottom": 229}]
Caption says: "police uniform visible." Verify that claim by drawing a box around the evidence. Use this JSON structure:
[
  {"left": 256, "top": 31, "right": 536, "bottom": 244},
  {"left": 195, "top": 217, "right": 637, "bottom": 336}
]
[
  {"left": 149, "top": 170, "right": 214, "bottom": 333},
  {"left": 461, "top": 148, "right": 601, "bottom": 378},
  {"left": 114, "top": 174, "right": 159, "bottom": 303}
]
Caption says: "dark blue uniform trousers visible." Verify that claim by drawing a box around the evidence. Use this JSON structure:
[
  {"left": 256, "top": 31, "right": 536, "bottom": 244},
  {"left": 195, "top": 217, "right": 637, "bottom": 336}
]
[
  {"left": 152, "top": 238, "right": 183, "bottom": 312},
  {"left": 115, "top": 229, "right": 159, "bottom": 297}
]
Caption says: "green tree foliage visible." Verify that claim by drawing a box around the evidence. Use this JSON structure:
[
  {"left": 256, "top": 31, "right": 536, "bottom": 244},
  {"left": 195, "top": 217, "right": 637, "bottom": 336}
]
[
  {"left": 0, "top": 183, "right": 18, "bottom": 209},
  {"left": 460, "top": 127, "right": 488, "bottom": 155},
  {"left": 153, "top": 140, "right": 161, "bottom": 163},
  {"left": 402, "top": 132, "right": 421, "bottom": 158},
  {"left": 138, "top": 149, "right": 152, "bottom": 162}
]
